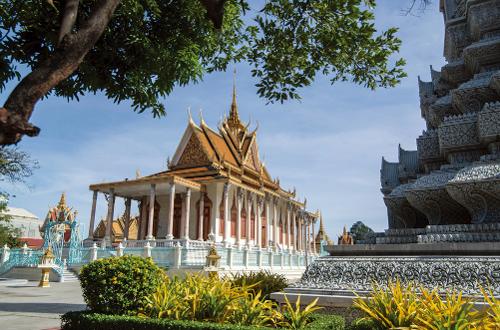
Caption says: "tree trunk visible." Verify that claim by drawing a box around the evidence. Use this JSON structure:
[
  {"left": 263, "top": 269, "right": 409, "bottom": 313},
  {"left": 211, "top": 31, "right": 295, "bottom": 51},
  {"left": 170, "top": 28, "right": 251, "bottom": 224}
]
[{"left": 0, "top": 0, "right": 121, "bottom": 145}]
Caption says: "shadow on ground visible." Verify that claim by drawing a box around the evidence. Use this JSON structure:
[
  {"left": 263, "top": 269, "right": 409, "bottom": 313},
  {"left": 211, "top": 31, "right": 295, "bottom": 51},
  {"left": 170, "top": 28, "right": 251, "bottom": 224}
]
[{"left": 0, "top": 303, "right": 86, "bottom": 314}]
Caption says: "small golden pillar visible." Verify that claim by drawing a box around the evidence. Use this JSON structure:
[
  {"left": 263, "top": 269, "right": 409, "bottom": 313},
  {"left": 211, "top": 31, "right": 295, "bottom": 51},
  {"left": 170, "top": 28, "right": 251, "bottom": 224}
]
[
  {"left": 204, "top": 245, "right": 221, "bottom": 279},
  {"left": 38, "top": 246, "right": 55, "bottom": 288}
]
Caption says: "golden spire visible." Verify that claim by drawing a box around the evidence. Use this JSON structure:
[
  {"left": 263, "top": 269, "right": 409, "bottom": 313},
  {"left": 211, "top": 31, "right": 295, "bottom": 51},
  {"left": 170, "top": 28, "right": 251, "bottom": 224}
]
[
  {"left": 318, "top": 214, "right": 325, "bottom": 234},
  {"left": 227, "top": 69, "right": 243, "bottom": 130},
  {"left": 58, "top": 192, "right": 66, "bottom": 208}
]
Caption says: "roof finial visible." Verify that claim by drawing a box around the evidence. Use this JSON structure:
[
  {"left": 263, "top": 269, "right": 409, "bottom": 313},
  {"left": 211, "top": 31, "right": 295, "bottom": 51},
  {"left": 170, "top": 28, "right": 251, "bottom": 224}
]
[
  {"left": 58, "top": 192, "right": 66, "bottom": 208},
  {"left": 228, "top": 68, "right": 241, "bottom": 128},
  {"left": 187, "top": 106, "right": 194, "bottom": 125},
  {"left": 199, "top": 108, "right": 206, "bottom": 126}
]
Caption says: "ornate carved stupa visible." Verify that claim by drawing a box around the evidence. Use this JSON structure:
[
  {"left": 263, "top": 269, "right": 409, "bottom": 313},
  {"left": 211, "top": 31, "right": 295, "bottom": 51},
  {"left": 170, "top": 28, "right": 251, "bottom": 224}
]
[
  {"left": 378, "top": 0, "right": 500, "bottom": 245},
  {"left": 280, "top": 1, "right": 500, "bottom": 303}
]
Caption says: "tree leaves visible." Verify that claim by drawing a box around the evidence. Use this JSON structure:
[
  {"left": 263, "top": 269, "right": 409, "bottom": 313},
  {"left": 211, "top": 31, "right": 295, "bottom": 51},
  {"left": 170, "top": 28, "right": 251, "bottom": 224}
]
[{"left": 0, "top": 0, "right": 406, "bottom": 116}]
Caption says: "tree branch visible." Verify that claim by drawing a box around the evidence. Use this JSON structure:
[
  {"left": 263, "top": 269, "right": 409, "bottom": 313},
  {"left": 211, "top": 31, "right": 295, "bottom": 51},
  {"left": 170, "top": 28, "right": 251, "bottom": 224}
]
[
  {"left": 58, "top": 0, "right": 80, "bottom": 46},
  {"left": 0, "top": 0, "right": 121, "bottom": 145}
]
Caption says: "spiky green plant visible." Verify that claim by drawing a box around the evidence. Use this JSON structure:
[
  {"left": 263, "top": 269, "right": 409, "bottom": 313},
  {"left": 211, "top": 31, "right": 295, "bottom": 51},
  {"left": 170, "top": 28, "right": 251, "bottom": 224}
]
[
  {"left": 279, "top": 295, "right": 322, "bottom": 329},
  {"left": 414, "top": 287, "right": 481, "bottom": 330},
  {"left": 353, "top": 280, "right": 419, "bottom": 329}
]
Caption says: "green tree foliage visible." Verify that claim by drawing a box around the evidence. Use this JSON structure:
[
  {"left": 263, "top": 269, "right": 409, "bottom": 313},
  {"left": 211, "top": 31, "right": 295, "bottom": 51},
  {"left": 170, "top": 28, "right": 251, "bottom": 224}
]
[
  {"left": 0, "top": 146, "right": 37, "bottom": 247},
  {"left": 0, "top": 0, "right": 406, "bottom": 145},
  {"left": 349, "top": 221, "right": 374, "bottom": 242},
  {"left": 0, "top": 196, "right": 22, "bottom": 247}
]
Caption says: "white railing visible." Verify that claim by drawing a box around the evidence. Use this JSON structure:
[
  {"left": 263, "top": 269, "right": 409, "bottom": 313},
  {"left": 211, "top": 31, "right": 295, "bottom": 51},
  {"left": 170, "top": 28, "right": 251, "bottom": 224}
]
[{"left": 56, "top": 239, "right": 317, "bottom": 271}]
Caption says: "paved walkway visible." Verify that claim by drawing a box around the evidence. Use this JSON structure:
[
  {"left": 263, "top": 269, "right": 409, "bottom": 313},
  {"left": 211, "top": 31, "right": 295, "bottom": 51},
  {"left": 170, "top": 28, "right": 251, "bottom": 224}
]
[{"left": 0, "top": 281, "right": 85, "bottom": 330}]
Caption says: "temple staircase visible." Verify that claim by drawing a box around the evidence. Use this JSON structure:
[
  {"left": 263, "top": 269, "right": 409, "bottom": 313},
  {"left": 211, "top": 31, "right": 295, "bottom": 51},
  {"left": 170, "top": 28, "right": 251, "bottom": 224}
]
[{"left": 62, "top": 267, "right": 79, "bottom": 282}]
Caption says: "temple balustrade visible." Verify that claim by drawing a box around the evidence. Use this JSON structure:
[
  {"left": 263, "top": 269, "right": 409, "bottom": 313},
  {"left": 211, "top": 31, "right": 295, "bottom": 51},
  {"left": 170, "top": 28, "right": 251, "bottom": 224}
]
[{"left": 37, "top": 242, "right": 315, "bottom": 272}]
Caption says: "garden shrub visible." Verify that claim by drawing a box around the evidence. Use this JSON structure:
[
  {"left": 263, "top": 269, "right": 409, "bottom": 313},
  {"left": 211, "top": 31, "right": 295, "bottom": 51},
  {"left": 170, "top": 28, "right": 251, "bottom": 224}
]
[
  {"left": 61, "top": 311, "right": 346, "bottom": 330},
  {"left": 79, "top": 255, "right": 165, "bottom": 315},
  {"left": 231, "top": 271, "right": 289, "bottom": 299},
  {"left": 353, "top": 281, "right": 499, "bottom": 329},
  {"left": 140, "top": 273, "right": 324, "bottom": 328}
]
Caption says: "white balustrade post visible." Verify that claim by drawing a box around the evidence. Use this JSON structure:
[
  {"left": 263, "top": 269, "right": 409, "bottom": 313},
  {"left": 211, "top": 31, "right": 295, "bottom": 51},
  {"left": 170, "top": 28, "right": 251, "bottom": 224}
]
[
  {"left": 269, "top": 249, "right": 274, "bottom": 269},
  {"left": 90, "top": 243, "right": 98, "bottom": 261},
  {"left": 143, "top": 242, "right": 152, "bottom": 258},
  {"left": 1, "top": 244, "right": 10, "bottom": 263},
  {"left": 116, "top": 242, "right": 124, "bottom": 257},
  {"left": 21, "top": 243, "right": 29, "bottom": 255},
  {"left": 280, "top": 250, "right": 284, "bottom": 269},
  {"left": 257, "top": 248, "right": 262, "bottom": 267},
  {"left": 227, "top": 246, "right": 233, "bottom": 268},
  {"left": 174, "top": 243, "right": 182, "bottom": 269},
  {"left": 244, "top": 245, "right": 249, "bottom": 268}
]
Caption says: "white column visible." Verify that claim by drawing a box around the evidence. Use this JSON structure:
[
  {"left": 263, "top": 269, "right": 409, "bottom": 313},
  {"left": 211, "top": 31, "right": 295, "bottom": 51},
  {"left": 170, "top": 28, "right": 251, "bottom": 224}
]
[
  {"left": 292, "top": 211, "right": 297, "bottom": 251},
  {"left": 246, "top": 197, "right": 252, "bottom": 246},
  {"left": 123, "top": 198, "right": 131, "bottom": 240},
  {"left": 297, "top": 217, "right": 302, "bottom": 251},
  {"left": 312, "top": 219, "right": 316, "bottom": 254},
  {"left": 88, "top": 190, "right": 98, "bottom": 239},
  {"left": 223, "top": 183, "right": 230, "bottom": 244},
  {"left": 287, "top": 205, "right": 291, "bottom": 250},
  {"left": 197, "top": 192, "right": 204, "bottom": 240},
  {"left": 265, "top": 197, "right": 270, "bottom": 248},
  {"left": 273, "top": 199, "right": 278, "bottom": 247},
  {"left": 104, "top": 188, "right": 115, "bottom": 245},
  {"left": 183, "top": 188, "right": 191, "bottom": 239},
  {"left": 146, "top": 184, "right": 156, "bottom": 240},
  {"left": 166, "top": 184, "right": 175, "bottom": 239},
  {"left": 236, "top": 189, "right": 242, "bottom": 246},
  {"left": 256, "top": 197, "right": 262, "bottom": 248}
]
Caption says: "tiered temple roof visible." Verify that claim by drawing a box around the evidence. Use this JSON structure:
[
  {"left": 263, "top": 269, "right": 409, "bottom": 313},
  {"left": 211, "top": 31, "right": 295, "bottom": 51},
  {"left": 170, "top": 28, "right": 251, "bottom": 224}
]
[{"left": 137, "top": 85, "right": 300, "bottom": 203}]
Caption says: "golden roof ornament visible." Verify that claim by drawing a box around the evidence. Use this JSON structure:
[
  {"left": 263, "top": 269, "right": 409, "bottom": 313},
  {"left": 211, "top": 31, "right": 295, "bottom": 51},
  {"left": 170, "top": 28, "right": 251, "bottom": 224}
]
[
  {"left": 338, "top": 225, "right": 354, "bottom": 245},
  {"left": 226, "top": 69, "right": 245, "bottom": 131},
  {"left": 58, "top": 192, "right": 67, "bottom": 208}
]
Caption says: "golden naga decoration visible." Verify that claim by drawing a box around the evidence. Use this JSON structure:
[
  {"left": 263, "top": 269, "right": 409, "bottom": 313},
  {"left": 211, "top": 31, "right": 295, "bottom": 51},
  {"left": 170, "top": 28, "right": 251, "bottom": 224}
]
[
  {"left": 338, "top": 226, "right": 354, "bottom": 245},
  {"left": 39, "top": 193, "right": 77, "bottom": 238}
]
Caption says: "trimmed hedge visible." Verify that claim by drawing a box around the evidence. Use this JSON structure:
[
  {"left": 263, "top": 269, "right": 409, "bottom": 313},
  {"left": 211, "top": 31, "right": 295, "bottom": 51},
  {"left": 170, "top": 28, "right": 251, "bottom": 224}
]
[
  {"left": 61, "top": 311, "right": 346, "bottom": 330},
  {"left": 79, "top": 255, "right": 165, "bottom": 315}
]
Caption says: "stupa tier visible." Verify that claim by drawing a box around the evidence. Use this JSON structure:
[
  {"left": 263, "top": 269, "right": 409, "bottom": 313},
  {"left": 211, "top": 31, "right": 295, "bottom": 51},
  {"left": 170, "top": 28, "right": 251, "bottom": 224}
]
[{"left": 378, "top": 0, "right": 500, "bottom": 245}]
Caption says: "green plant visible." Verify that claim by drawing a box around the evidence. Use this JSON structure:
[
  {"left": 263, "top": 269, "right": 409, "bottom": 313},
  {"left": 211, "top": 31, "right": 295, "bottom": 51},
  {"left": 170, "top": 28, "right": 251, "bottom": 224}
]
[
  {"left": 79, "top": 255, "right": 165, "bottom": 315},
  {"left": 414, "top": 287, "right": 481, "bottom": 330},
  {"left": 61, "top": 311, "right": 345, "bottom": 330},
  {"left": 141, "top": 273, "right": 275, "bottom": 326},
  {"left": 480, "top": 286, "right": 500, "bottom": 329},
  {"left": 279, "top": 295, "right": 322, "bottom": 329},
  {"left": 231, "top": 271, "right": 289, "bottom": 299},
  {"left": 347, "top": 318, "right": 379, "bottom": 330},
  {"left": 353, "top": 280, "right": 419, "bottom": 329}
]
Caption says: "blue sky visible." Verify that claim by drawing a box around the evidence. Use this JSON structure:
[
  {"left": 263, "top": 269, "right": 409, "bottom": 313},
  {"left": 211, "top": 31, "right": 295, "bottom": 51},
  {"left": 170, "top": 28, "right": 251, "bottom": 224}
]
[{"left": 3, "top": 1, "right": 445, "bottom": 238}]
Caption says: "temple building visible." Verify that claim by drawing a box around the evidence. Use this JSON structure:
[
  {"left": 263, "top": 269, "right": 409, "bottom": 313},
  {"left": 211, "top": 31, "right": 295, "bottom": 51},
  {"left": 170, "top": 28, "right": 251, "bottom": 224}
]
[
  {"left": 86, "top": 86, "right": 320, "bottom": 254},
  {"left": 92, "top": 215, "right": 139, "bottom": 242}
]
